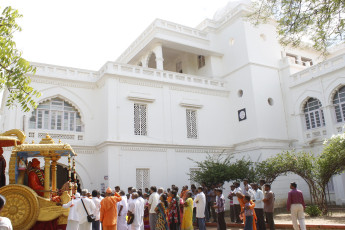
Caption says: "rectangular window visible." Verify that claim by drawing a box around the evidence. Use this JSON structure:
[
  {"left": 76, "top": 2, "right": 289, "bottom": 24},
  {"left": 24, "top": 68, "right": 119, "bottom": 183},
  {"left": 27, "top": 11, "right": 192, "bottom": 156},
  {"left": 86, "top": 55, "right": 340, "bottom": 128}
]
[
  {"left": 136, "top": 168, "right": 150, "bottom": 191},
  {"left": 186, "top": 109, "right": 198, "bottom": 139},
  {"left": 51, "top": 111, "right": 56, "bottom": 130},
  {"left": 134, "top": 104, "right": 147, "bottom": 136},
  {"left": 44, "top": 111, "right": 49, "bottom": 129},
  {"left": 37, "top": 110, "right": 43, "bottom": 129},
  {"left": 70, "top": 112, "right": 75, "bottom": 131},
  {"left": 29, "top": 111, "right": 36, "bottom": 129},
  {"left": 64, "top": 112, "right": 69, "bottom": 130},
  {"left": 57, "top": 111, "right": 62, "bottom": 130},
  {"left": 198, "top": 55, "right": 205, "bottom": 69}
]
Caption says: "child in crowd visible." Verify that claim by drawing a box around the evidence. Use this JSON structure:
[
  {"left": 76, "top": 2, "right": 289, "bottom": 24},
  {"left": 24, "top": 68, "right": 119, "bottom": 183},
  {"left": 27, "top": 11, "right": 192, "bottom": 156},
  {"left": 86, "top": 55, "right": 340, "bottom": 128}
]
[{"left": 243, "top": 195, "right": 254, "bottom": 230}]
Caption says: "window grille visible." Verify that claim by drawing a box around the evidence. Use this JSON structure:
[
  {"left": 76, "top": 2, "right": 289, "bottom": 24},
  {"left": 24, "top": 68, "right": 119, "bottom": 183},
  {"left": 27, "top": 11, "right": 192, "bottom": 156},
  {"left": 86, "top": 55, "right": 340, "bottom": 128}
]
[
  {"left": 136, "top": 168, "right": 150, "bottom": 191},
  {"left": 198, "top": 55, "right": 205, "bottom": 69},
  {"left": 29, "top": 98, "right": 83, "bottom": 132},
  {"left": 134, "top": 104, "right": 147, "bottom": 135},
  {"left": 186, "top": 109, "right": 198, "bottom": 138},
  {"left": 189, "top": 168, "right": 200, "bottom": 187},
  {"left": 333, "top": 86, "right": 345, "bottom": 123},
  {"left": 303, "top": 98, "right": 325, "bottom": 130}
]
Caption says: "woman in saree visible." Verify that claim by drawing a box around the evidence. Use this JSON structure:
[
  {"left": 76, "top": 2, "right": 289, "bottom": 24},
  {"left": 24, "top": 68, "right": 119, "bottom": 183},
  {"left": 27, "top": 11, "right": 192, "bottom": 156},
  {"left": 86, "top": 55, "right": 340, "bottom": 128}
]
[
  {"left": 168, "top": 190, "right": 181, "bottom": 230},
  {"left": 155, "top": 194, "right": 169, "bottom": 230},
  {"left": 236, "top": 192, "right": 257, "bottom": 230},
  {"left": 181, "top": 192, "right": 193, "bottom": 230}
]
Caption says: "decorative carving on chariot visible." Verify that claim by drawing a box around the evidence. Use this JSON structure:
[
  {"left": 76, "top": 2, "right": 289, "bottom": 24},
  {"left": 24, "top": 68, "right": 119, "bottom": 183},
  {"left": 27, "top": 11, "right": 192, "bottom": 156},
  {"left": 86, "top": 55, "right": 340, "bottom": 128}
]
[{"left": 0, "top": 129, "right": 78, "bottom": 230}]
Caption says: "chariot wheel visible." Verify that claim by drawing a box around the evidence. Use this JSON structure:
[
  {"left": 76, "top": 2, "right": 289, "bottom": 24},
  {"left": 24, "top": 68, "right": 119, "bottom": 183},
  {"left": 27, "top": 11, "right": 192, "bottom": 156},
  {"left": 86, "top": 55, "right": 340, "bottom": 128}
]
[{"left": 0, "top": 184, "right": 39, "bottom": 230}]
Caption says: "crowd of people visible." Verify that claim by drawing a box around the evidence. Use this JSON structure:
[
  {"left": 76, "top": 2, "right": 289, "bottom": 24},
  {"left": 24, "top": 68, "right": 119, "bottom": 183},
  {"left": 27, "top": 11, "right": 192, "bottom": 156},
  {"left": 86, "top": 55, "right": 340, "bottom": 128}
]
[
  {"left": 0, "top": 180, "right": 307, "bottom": 230},
  {"left": 52, "top": 179, "right": 306, "bottom": 230}
]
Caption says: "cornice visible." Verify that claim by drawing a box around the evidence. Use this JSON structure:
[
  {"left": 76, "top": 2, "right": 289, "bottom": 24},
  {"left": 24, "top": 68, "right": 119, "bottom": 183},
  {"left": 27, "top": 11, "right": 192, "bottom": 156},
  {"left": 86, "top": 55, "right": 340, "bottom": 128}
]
[
  {"left": 30, "top": 75, "right": 96, "bottom": 89},
  {"left": 169, "top": 85, "right": 229, "bottom": 97},
  {"left": 96, "top": 141, "right": 234, "bottom": 153}
]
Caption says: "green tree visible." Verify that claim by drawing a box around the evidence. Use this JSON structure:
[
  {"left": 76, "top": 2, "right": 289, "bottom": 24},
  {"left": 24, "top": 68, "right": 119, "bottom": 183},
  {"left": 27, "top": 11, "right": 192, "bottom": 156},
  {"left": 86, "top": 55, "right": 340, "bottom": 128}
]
[
  {"left": 189, "top": 154, "right": 258, "bottom": 186},
  {"left": 257, "top": 134, "right": 345, "bottom": 214},
  {"left": 249, "top": 0, "right": 345, "bottom": 54},
  {"left": 1, "top": 6, "right": 40, "bottom": 112}
]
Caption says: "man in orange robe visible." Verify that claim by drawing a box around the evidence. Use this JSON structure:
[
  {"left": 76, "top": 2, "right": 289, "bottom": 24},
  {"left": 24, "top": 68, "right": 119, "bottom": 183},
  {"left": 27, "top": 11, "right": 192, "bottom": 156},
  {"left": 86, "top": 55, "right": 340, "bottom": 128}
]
[
  {"left": 28, "top": 158, "right": 45, "bottom": 196},
  {"left": 100, "top": 187, "right": 122, "bottom": 230}
]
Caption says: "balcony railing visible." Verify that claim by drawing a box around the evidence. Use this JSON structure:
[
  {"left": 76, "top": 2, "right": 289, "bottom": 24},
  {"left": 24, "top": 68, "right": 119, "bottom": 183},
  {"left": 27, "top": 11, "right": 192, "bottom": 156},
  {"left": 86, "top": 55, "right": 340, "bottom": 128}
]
[
  {"left": 101, "top": 62, "right": 226, "bottom": 90},
  {"left": 290, "top": 54, "right": 345, "bottom": 85},
  {"left": 30, "top": 61, "right": 226, "bottom": 91}
]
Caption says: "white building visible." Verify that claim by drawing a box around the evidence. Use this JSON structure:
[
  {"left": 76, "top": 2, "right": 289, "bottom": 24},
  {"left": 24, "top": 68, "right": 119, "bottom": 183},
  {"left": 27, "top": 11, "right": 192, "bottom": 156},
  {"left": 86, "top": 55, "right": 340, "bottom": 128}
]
[{"left": 1, "top": 1, "right": 345, "bottom": 206}]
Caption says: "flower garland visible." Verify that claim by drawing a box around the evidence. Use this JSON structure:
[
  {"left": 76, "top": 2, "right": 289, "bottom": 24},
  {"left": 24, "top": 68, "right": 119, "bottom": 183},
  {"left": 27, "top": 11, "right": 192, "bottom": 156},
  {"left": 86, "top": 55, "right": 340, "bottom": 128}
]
[{"left": 31, "top": 168, "right": 44, "bottom": 186}]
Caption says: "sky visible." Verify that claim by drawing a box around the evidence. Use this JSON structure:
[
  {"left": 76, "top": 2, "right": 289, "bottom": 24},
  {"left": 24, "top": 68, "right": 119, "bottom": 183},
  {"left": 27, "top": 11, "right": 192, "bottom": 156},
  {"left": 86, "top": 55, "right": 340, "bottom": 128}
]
[{"left": 1, "top": 0, "right": 232, "bottom": 70}]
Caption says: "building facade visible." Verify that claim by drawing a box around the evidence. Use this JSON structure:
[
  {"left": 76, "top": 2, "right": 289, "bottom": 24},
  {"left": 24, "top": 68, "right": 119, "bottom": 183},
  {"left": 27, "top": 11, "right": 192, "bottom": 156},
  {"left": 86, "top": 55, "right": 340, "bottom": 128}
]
[{"left": 1, "top": 1, "right": 345, "bottom": 206}]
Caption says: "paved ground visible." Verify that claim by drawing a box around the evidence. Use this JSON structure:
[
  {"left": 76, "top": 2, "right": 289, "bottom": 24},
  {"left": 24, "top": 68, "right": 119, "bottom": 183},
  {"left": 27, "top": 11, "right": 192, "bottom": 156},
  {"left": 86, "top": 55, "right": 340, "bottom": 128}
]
[{"left": 204, "top": 209, "right": 345, "bottom": 229}]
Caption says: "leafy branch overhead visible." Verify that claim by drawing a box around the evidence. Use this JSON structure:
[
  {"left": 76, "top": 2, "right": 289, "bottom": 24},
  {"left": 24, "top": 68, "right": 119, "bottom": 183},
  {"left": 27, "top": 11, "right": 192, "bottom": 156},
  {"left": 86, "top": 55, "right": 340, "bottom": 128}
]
[
  {"left": 0, "top": 6, "right": 40, "bottom": 112},
  {"left": 248, "top": 0, "right": 345, "bottom": 54}
]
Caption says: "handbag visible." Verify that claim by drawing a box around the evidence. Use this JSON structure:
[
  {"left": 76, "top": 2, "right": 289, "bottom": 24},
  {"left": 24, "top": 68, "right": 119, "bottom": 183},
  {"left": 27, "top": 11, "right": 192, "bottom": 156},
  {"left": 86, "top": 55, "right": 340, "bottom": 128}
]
[
  {"left": 127, "top": 213, "right": 135, "bottom": 225},
  {"left": 81, "top": 198, "right": 96, "bottom": 223}
]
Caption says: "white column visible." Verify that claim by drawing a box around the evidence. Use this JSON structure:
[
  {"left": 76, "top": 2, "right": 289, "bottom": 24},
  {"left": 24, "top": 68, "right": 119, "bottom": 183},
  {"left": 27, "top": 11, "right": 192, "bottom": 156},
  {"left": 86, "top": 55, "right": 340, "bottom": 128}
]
[
  {"left": 296, "top": 55, "right": 302, "bottom": 65},
  {"left": 153, "top": 44, "right": 164, "bottom": 70},
  {"left": 141, "top": 54, "right": 149, "bottom": 68},
  {"left": 322, "top": 105, "right": 335, "bottom": 136}
]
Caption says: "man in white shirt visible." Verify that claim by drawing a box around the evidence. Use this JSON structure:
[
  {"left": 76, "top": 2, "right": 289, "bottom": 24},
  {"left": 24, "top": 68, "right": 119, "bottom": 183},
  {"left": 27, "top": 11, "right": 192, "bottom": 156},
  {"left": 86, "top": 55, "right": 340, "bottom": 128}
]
[
  {"left": 117, "top": 190, "right": 128, "bottom": 230},
  {"left": 76, "top": 189, "right": 96, "bottom": 230},
  {"left": 128, "top": 192, "right": 142, "bottom": 230},
  {"left": 91, "top": 190, "right": 101, "bottom": 230},
  {"left": 137, "top": 191, "right": 146, "bottom": 230},
  {"left": 194, "top": 186, "right": 206, "bottom": 230},
  {"left": 148, "top": 186, "right": 159, "bottom": 230},
  {"left": 60, "top": 192, "right": 80, "bottom": 230},
  {"left": 253, "top": 183, "right": 265, "bottom": 230},
  {"left": 232, "top": 182, "right": 242, "bottom": 223}
]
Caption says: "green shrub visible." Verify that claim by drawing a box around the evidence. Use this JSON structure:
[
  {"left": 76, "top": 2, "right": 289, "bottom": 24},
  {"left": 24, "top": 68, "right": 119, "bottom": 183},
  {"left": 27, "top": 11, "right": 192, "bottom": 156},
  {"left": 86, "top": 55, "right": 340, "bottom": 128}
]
[{"left": 305, "top": 205, "right": 322, "bottom": 217}]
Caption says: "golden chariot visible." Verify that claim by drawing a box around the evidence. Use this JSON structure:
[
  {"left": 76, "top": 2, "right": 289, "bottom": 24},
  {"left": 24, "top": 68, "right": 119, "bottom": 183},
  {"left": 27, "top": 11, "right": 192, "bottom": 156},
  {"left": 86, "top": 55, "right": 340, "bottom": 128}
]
[{"left": 0, "top": 129, "right": 77, "bottom": 230}]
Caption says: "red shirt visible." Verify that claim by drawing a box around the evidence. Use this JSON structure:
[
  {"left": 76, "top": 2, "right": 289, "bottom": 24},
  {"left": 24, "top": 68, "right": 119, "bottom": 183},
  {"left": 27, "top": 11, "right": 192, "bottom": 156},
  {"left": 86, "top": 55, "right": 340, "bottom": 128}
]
[{"left": 287, "top": 188, "right": 305, "bottom": 211}]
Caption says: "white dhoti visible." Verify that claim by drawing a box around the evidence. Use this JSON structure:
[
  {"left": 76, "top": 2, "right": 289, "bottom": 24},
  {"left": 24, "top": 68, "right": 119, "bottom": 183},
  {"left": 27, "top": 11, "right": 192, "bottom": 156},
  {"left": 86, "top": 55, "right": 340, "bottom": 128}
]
[
  {"left": 117, "top": 214, "right": 128, "bottom": 230},
  {"left": 66, "top": 220, "right": 79, "bottom": 230},
  {"left": 79, "top": 221, "right": 92, "bottom": 230},
  {"left": 130, "top": 224, "right": 140, "bottom": 230}
]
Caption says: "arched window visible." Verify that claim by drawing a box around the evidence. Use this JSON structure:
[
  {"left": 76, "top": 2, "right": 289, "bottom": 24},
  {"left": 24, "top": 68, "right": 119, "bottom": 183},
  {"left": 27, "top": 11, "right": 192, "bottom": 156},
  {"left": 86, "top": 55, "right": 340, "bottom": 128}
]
[
  {"left": 333, "top": 86, "right": 345, "bottom": 122},
  {"left": 29, "top": 98, "right": 83, "bottom": 132},
  {"left": 303, "top": 98, "right": 325, "bottom": 130}
]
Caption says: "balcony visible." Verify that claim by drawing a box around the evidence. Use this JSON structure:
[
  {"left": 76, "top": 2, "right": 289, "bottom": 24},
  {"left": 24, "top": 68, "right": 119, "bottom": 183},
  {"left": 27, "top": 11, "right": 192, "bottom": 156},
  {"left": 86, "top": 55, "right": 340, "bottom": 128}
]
[{"left": 289, "top": 54, "right": 345, "bottom": 87}]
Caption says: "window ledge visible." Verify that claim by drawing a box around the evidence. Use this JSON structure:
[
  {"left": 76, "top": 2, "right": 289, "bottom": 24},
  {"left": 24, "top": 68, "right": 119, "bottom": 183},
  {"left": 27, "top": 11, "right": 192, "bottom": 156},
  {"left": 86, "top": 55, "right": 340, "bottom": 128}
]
[{"left": 127, "top": 92, "right": 155, "bottom": 103}]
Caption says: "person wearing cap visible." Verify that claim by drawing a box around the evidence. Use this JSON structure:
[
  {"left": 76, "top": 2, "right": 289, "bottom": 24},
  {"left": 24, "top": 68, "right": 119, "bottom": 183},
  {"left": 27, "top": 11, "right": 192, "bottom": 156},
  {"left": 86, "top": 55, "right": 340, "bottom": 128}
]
[
  {"left": 59, "top": 192, "right": 81, "bottom": 230},
  {"left": 28, "top": 158, "right": 45, "bottom": 197},
  {"left": 100, "top": 187, "right": 122, "bottom": 230},
  {"left": 0, "top": 195, "right": 12, "bottom": 229}
]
